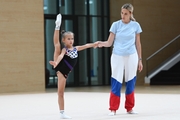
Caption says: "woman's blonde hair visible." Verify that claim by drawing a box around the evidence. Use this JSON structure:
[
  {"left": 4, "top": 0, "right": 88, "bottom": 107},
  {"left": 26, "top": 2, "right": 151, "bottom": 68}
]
[{"left": 121, "top": 3, "right": 136, "bottom": 21}]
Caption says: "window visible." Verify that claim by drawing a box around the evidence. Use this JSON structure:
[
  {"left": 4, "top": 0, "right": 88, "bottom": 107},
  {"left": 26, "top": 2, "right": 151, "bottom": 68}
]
[{"left": 44, "top": 0, "right": 110, "bottom": 88}]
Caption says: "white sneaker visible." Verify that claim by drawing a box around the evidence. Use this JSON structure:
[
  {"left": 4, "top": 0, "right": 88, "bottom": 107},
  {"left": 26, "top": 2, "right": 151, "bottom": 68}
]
[
  {"left": 55, "top": 14, "right": 62, "bottom": 30},
  {"left": 127, "top": 110, "right": 138, "bottom": 114},
  {"left": 60, "top": 112, "right": 72, "bottom": 119},
  {"left": 108, "top": 111, "right": 116, "bottom": 116}
]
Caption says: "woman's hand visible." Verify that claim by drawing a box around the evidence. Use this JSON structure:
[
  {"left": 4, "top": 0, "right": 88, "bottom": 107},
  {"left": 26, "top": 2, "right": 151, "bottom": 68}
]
[{"left": 138, "top": 60, "right": 143, "bottom": 72}]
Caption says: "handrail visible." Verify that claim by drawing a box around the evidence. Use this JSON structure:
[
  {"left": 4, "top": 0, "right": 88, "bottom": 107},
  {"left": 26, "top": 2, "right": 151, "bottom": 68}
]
[{"left": 146, "top": 34, "right": 180, "bottom": 60}]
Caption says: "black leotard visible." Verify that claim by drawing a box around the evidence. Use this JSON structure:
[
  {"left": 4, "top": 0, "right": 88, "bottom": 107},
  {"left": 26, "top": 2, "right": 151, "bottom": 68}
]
[{"left": 54, "top": 47, "right": 78, "bottom": 78}]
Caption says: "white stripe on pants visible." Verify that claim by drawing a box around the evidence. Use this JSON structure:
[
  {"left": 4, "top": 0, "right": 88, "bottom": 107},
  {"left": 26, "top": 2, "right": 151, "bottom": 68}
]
[{"left": 111, "top": 52, "right": 138, "bottom": 83}]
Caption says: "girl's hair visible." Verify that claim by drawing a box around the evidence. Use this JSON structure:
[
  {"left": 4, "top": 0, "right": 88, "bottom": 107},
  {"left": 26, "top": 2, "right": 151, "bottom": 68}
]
[
  {"left": 61, "top": 30, "right": 74, "bottom": 39},
  {"left": 121, "top": 3, "right": 136, "bottom": 21}
]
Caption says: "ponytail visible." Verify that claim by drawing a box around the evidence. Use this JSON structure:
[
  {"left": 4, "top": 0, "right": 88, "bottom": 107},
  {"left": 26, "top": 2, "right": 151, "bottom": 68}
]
[
  {"left": 130, "top": 14, "right": 136, "bottom": 21},
  {"left": 61, "top": 30, "right": 66, "bottom": 35}
]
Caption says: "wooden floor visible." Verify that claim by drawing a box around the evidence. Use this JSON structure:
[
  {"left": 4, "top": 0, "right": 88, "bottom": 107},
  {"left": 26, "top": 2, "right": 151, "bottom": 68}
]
[{"left": 1, "top": 85, "right": 180, "bottom": 120}]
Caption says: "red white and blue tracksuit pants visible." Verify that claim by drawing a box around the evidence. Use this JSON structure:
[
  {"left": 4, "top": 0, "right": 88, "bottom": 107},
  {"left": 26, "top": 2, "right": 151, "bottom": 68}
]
[{"left": 109, "top": 52, "right": 138, "bottom": 112}]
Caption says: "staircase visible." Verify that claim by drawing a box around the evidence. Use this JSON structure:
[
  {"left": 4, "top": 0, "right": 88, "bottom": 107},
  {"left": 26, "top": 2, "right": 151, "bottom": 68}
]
[
  {"left": 145, "top": 34, "right": 180, "bottom": 85},
  {"left": 150, "top": 61, "right": 180, "bottom": 85}
]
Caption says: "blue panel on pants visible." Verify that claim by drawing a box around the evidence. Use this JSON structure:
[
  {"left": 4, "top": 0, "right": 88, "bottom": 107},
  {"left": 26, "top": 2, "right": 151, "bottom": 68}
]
[
  {"left": 111, "top": 77, "right": 122, "bottom": 97},
  {"left": 125, "top": 76, "right": 136, "bottom": 95}
]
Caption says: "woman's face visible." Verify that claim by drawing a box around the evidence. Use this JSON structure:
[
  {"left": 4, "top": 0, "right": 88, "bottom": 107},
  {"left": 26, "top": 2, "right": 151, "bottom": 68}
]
[{"left": 121, "top": 8, "right": 131, "bottom": 23}]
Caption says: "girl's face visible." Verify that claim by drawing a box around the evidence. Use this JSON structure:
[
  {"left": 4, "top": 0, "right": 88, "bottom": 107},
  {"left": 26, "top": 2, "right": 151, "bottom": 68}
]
[
  {"left": 121, "top": 8, "right": 131, "bottom": 23},
  {"left": 63, "top": 34, "right": 74, "bottom": 47}
]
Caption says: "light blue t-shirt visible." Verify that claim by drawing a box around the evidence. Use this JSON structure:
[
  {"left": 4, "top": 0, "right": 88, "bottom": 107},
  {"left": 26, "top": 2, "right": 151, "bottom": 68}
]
[{"left": 110, "top": 20, "right": 142, "bottom": 56}]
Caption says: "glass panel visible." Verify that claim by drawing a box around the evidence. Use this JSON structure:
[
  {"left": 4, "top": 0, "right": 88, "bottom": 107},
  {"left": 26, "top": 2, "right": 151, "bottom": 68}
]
[
  {"left": 45, "top": 19, "right": 57, "bottom": 87},
  {"left": 75, "top": 0, "right": 87, "bottom": 15},
  {"left": 44, "top": 0, "right": 57, "bottom": 14},
  {"left": 59, "top": 0, "right": 73, "bottom": 15},
  {"left": 89, "top": 0, "right": 101, "bottom": 15},
  {"left": 104, "top": 18, "right": 109, "bottom": 39},
  {"left": 103, "top": 0, "right": 108, "bottom": 16},
  {"left": 77, "top": 17, "right": 88, "bottom": 85},
  {"left": 103, "top": 18, "right": 110, "bottom": 85},
  {"left": 90, "top": 17, "right": 102, "bottom": 85},
  {"left": 61, "top": 20, "right": 73, "bottom": 31},
  {"left": 90, "top": 47, "right": 99, "bottom": 85}
]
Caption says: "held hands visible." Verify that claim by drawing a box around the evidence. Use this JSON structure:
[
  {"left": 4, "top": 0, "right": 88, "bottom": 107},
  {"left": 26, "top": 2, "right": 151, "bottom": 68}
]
[
  {"left": 93, "top": 41, "right": 99, "bottom": 48},
  {"left": 93, "top": 41, "right": 103, "bottom": 48}
]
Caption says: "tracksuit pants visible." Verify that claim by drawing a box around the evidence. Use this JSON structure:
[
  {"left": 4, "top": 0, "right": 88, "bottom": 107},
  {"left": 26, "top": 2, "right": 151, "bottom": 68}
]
[{"left": 109, "top": 52, "right": 138, "bottom": 112}]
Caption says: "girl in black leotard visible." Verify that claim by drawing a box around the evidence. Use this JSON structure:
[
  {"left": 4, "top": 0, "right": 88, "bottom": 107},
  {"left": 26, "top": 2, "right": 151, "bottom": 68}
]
[
  {"left": 54, "top": 45, "right": 78, "bottom": 79},
  {"left": 50, "top": 14, "right": 98, "bottom": 119},
  {"left": 50, "top": 31, "right": 97, "bottom": 78}
]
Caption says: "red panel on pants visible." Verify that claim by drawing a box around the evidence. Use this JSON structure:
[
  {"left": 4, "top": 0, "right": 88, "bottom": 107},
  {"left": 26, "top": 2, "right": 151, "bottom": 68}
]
[
  {"left": 109, "top": 91, "right": 120, "bottom": 111},
  {"left": 125, "top": 91, "right": 135, "bottom": 112}
]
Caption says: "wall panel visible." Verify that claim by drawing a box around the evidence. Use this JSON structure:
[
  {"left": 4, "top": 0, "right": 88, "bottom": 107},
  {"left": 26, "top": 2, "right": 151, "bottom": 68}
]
[{"left": 0, "top": 0, "right": 45, "bottom": 93}]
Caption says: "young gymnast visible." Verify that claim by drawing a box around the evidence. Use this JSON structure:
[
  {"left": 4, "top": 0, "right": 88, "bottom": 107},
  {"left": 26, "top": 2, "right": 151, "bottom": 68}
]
[{"left": 50, "top": 13, "right": 97, "bottom": 119}]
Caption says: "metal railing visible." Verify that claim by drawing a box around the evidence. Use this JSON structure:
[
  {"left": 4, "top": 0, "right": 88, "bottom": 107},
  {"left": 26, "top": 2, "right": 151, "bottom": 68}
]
[{"left": 146, "top": 34, "right": 180, "bottom": 77}]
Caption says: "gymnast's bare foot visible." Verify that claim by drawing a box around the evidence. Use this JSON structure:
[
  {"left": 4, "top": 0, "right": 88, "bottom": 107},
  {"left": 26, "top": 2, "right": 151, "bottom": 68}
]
[{"left": 49, "top": 61, "right": 57, "bottom": 68}]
